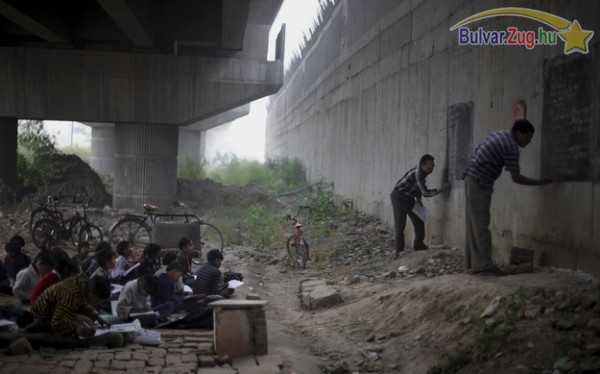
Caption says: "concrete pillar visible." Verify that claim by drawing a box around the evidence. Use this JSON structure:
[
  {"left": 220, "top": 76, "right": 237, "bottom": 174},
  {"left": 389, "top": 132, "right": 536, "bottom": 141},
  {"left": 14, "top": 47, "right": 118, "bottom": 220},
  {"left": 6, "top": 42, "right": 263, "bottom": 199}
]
[
  {"left": 178, "top": 128, "right": 202, "bottom": 162},
  {"left": 113, "top": 123, "right": 179, "bottom": 210},
  {"left": 90, "top": 126, "right": 116, "bottom": 173},
  {"left": 0, "top": 118, "right": 18, "bottom": 189}
]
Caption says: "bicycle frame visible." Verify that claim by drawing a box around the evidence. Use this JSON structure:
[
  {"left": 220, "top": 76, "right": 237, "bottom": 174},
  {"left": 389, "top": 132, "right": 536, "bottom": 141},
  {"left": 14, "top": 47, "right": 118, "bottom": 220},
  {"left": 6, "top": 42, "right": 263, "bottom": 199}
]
[
  {"left": 124, "top": 206, "right": 203, "bottom": 228},
  {"left": 286, "top": 206, "right": 311, "bottom": 268},
  {"left": 110, "top": 202, "right": 224, "bottom": 252}
]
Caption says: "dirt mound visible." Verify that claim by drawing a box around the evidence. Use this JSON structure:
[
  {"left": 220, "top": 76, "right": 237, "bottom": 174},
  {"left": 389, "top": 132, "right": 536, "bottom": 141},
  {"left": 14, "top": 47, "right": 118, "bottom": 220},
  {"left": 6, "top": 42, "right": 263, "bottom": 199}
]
[
  {"left": 177, "top": 178, "right": 281, "bottom": 214},
  {"left": 247, "top": 243, "right": 600, "bottom": 373},
  {"left": 31, "top": 153, "right": 112, "bottom": 207}
]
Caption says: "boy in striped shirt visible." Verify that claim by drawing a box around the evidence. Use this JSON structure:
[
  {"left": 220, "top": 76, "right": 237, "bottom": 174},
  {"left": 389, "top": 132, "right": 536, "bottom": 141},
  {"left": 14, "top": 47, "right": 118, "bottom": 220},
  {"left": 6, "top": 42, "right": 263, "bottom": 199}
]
[{"left": 391, "top": 154, "right": 450, "bottom": 257}]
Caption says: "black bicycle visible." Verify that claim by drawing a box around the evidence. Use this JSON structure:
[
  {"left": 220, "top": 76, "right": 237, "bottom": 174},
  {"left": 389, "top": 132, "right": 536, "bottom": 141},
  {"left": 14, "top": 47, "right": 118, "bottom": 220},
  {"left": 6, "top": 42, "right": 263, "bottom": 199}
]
[
  {"left": 29, "top": 194, "right": 73, "bottom": 231},
  {"left": 31, "top": 196, "right": 103, "bottom": 249},
  {"left": 109, "top": 201, "right": 224, "bottom": 252}
]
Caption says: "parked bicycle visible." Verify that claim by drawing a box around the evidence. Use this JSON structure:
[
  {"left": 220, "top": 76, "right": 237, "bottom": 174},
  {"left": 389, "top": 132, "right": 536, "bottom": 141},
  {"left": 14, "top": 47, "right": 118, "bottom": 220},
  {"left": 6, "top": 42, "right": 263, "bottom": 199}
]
[
  {"left": 29, "top": 193, "right": 75, "bottom": 231},
  {"left": 31, "top": 196, "right": 103, "bottom": 249},
  {"left": 109, "top": 201, "right": 224, "bottom": 252},
  {"left": 285, "top": 205, "right": 311, "bottom": 269}
]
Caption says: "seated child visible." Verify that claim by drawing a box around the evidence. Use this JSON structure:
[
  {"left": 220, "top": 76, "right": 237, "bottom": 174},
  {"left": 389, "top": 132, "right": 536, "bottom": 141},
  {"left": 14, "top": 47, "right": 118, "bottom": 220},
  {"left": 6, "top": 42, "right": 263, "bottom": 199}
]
[{"left": 116, "top": 274, "right": 173, "bottom": 328}]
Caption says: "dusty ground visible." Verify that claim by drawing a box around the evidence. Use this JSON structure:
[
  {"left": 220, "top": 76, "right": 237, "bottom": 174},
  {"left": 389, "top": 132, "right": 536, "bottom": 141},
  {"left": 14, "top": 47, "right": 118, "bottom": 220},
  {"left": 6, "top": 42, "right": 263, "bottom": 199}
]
[
  {"left": 2, "top": 176, "right": 600, "bottom": 373},
  {"left": 231, "top": 246, "right": 600, "bottom": 374}
]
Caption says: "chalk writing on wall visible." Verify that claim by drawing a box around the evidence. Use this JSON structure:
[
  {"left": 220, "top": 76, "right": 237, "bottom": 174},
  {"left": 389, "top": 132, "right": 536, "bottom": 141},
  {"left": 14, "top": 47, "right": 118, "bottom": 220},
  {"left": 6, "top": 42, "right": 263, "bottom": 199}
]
[
  {"left": 542, "top": 51, "right": 598, "bottom": 182},
  {"left": 447, "top": 102, "right": 474, "bottom": 181}
]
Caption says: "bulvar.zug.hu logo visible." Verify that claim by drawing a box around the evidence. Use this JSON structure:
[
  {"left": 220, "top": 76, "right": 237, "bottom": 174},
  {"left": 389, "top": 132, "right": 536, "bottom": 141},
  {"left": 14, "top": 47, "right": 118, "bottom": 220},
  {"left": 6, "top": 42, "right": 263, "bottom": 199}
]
[{"left": 450, "top": 7, "right": 594, "bottom": 55}]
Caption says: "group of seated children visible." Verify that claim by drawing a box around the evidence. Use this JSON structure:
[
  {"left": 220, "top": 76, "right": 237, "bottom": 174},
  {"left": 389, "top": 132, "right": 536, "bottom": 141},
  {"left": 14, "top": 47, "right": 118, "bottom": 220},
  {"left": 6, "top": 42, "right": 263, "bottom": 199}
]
[{"left": 1, "top": 234, "right": 239, "bottom": 344}]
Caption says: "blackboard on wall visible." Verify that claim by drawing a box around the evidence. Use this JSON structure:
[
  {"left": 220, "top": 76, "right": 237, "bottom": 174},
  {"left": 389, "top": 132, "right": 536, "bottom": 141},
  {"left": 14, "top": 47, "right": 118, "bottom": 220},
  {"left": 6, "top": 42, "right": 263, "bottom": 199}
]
[
  {"left": 542, "top": 49, "right": 599, "bottom": 182},
  {"left": 447, "top": 102, "right": 474, "bottom": 181}
]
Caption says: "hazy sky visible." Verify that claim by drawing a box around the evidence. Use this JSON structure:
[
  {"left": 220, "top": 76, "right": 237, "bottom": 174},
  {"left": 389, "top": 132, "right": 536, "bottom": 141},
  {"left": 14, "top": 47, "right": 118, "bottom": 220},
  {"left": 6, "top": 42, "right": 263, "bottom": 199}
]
[{"left": 204, "top": 0, "right": 325, "bottom": 163}]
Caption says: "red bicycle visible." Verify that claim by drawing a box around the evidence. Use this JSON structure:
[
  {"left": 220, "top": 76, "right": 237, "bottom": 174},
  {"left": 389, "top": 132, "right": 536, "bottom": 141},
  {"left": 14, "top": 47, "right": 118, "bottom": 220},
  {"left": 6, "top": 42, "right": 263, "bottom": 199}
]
[{"left": 285, "top": 206, "right": 311, "bottom": 269}]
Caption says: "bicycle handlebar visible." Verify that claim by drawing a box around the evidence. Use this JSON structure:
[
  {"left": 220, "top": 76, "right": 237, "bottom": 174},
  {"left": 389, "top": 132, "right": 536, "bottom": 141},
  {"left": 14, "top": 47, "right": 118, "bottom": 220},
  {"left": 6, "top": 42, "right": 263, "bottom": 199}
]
[{"left": 285, "top": 205, "right": 312, "bottom": 222}]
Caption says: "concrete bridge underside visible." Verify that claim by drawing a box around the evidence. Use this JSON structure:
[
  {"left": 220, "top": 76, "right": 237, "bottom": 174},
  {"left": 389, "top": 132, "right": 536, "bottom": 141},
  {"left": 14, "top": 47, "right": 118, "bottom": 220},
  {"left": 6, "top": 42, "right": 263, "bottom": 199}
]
[{"left": 0, "top": 0, "right": 283, "bottom": 209}]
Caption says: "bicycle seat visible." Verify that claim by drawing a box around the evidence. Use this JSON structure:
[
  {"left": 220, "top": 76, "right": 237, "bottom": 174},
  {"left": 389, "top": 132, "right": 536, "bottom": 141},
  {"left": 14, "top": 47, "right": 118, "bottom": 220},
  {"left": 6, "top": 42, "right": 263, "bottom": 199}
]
[
  {"left": 143, "top": 203, "right": 159, "bottom": 211},
  {"left": 294, "top": 223, "right": 304, "bottom": 228}
]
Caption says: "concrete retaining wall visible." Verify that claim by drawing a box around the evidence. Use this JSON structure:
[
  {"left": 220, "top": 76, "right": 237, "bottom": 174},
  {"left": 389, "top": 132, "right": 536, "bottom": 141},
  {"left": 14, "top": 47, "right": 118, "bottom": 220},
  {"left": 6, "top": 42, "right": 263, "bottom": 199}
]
[{"left": 266, "top": 0, "right": 600, "bottom": 275}]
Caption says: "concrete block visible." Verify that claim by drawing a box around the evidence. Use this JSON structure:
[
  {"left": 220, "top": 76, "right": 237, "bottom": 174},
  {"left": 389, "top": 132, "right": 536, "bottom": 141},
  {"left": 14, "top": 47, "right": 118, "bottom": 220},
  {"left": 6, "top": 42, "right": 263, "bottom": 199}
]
[
  {"left": 197, "top": 369, "right": 237, "bottom": 374},
  {"left": 147, "top": 357, "right": 165, "bottom": 366},
  {"left": 256, "top": 355, "right": 284, "bottom": 369},
  {"left": 166, "top": 355, "right": 183, "bottom": 365},
  {"left": 94, "top": 360, "right": 111, "bottom": 369},
  {"left": 198, "top": 355, "right": 216, "bottom": 367},
  {"left": 110, "top": 360, "right": 128, "bottom": 369},
  {"left": 237, "top": 366, "right": 281, "bottom": 374},
  {"left": 181, "top": 353, "right": 198, "bottom": 363},
  {"left": 305, "top": 285, "right": 342, "bottom": 310},
  {"left": 234, "top": 356, "right": 259, "bottom": 367},
  {"left": 197, "top": 342, "right": 215, "bottom": 354},
  {"left": 214, "top": 309, "right": 253, "bottom": 358},
  {"left": 298, "top": 279, "right": 326, "bottom": 293},
  {"left": 213, "top": 303, "right": 269, "bottom": 358}
]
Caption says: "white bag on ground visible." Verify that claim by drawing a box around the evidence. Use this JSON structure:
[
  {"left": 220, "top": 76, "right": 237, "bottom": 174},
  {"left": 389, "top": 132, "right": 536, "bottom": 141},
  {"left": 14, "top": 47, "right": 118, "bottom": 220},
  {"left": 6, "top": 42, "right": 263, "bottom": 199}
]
[{"left": 131, "top": 319, "right": 162, "bottom": 346}]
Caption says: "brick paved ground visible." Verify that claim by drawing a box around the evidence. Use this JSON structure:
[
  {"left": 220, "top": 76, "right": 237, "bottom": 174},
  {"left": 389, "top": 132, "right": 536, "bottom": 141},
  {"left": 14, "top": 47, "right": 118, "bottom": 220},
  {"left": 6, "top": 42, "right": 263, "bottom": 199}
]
[{"left": 0, "top": 329, "right": 283, "bottom": 373}]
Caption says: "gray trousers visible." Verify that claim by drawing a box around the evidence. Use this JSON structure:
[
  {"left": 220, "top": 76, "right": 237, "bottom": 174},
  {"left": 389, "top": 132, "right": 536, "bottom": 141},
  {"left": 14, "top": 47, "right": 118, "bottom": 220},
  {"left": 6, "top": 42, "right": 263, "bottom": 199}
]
[
  {"left": 390, "top": 189, "right": 425, "bottom": 253},
  {"left": 464, "top": 175, "right": 494, "bottom": 271}
]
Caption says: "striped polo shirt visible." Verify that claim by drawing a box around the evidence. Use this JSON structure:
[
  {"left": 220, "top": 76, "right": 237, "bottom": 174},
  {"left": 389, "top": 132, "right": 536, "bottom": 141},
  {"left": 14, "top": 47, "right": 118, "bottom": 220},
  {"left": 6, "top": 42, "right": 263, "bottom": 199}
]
[
  {"left": 191, "top": 262, "right": 223, "bottom": 295},
  {"left": 31, "top": 274, "right": 96, "bottom": 338},
  {"left": 394, "top": 166, "right": 440, "bottom": 200},
  {"left": 464, "top": 130, "right": 520, "bottom": 188}
]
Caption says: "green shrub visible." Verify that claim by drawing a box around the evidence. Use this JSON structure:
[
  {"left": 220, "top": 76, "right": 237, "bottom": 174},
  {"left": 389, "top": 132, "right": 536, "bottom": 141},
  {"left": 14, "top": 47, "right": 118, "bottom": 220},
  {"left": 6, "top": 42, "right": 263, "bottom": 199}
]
[
  {"left": 211, "top": 157, "right": 271, "bottom": 186},
  {"left": 178, "top": 157, "right": 207, "bottom": 180},
  {"left": 242, "top": 204, "right": 282, "bottom": 249},
  {"left": 12, "top": 120, "right": 57, "bottom": 201},
  {"left": 18, "top": 120, "right": 57, "bottom": 162},
  {"left": 264, "top": 157, "right": 306, "bottom": 192},
  {"left": 209, "top": 156, "right": 307, "bottom": 192},
  {"left": 208, "top": 203, "right": 284, "bottom": 250}
]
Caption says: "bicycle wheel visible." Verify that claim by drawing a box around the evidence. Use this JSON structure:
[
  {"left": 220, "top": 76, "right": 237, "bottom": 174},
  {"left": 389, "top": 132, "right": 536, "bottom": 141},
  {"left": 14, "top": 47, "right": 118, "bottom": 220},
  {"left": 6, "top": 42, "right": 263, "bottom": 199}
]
[
  {"left": 29, "top": 207, "right": 62, "bottom": 231},
  {"left": 79, "top": 224, "right": 104, "bottom": 248},
  {"left": 297, "top": 238, "right": 310, "bottom": 269},
  {"left": 199, "top": 222, "right": 224, "bottom": 253},
  {"left": 31, "top": 219, "right": 60, "bottom": 249},
  {"left": 110, "top": 218, "right": 152, "bottom": 250},
  {"left": 286, "top": 235, "right": 298, "bottom": 267},
  {"left": 68, "top": 219, "right": 85, "bottom": 245},
  {"left": 286, "top": 236, "right": 310, "bottom": 269}
]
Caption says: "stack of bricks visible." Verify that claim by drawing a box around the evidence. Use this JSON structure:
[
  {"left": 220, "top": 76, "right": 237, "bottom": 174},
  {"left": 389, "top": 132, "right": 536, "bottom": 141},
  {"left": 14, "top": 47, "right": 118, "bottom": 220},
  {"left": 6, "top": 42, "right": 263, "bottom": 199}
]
[{"left": 210, "top": 299, "right": 269, "bottom": 358}]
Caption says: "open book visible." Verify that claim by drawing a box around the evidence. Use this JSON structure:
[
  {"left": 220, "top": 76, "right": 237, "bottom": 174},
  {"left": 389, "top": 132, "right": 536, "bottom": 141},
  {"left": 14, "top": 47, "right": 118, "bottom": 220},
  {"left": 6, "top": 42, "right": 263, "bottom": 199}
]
[{"left": 129, "top": 311, "right": 159, "bottom": 318}]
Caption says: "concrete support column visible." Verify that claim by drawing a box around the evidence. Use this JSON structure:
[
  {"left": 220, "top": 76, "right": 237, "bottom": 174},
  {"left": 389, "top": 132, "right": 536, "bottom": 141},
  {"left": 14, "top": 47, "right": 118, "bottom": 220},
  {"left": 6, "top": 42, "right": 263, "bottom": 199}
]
[
  {"left": 0, "top": 117, "right": 18, "bottom": 189},
  {"left": 90, "top": 126, "right": 116, "bottom": 173},
  {"left": 113, "top": 123, "right": 179, "bottom": 210},
  {"left": 178, "top": 128, "right": 202, "bottom": 162}
]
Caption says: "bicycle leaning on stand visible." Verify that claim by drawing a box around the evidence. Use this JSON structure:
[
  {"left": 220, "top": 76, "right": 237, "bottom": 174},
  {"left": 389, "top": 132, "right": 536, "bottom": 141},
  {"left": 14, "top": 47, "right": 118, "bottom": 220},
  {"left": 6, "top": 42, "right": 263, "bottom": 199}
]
[
  {"left": 109, "top": 201, "right": 224, "bottom": 252},
  {"left": 30, "top": 195, "right": 103, "bottom": 249},
  {"left": 285, "top": 205, "right": 311, "bottom": 269}
]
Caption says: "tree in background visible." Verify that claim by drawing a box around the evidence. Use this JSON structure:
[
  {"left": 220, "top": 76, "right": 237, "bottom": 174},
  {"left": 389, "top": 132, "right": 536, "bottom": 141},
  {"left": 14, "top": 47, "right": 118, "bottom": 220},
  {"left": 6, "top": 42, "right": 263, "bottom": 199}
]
[{"left": 16, "top": 120, "right": 57, "bottom": 201}]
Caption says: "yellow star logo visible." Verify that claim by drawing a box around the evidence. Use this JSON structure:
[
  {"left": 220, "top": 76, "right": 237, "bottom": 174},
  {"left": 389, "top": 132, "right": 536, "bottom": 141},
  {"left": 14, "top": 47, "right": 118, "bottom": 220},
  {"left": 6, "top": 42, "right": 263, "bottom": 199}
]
[{"left": 558, "top": 20, "right": 594, "bottom": 54}]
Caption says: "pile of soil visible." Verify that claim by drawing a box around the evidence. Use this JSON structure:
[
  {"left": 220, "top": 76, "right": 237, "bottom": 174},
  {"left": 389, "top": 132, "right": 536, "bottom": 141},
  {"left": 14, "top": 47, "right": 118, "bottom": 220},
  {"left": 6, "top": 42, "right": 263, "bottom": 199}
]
[
  {"left": 177, "top": 178, "right": 281, "bottom": 215},
  {"left": 30, "top": 154, "right": 112, "bottom": 208}
]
